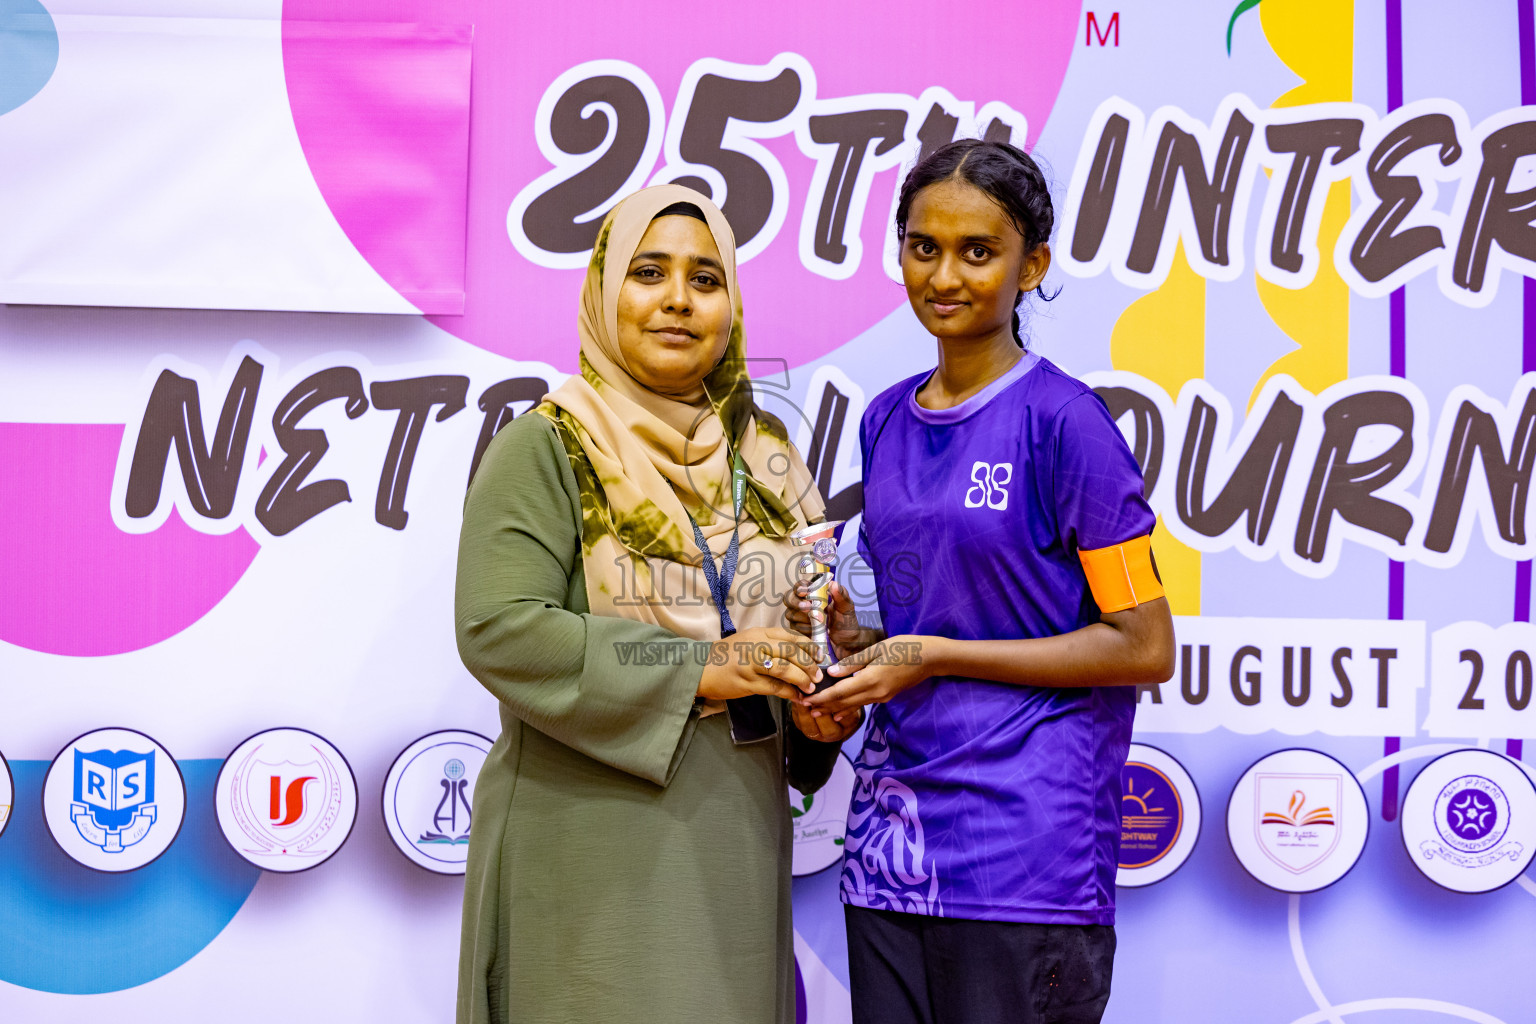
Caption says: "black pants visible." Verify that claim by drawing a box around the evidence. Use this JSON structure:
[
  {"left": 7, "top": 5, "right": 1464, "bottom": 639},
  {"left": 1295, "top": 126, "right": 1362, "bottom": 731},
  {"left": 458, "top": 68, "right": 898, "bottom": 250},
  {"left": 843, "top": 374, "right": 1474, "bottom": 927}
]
[{"left": 845, "top": 905, "right": 1116, "bottom": 1024}]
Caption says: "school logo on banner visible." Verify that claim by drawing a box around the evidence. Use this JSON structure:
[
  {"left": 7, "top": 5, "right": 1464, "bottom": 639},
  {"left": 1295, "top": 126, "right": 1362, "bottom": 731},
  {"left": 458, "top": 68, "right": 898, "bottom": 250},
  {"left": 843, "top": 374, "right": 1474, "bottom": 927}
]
[
  {"left": 1117, "top": 743, "right": 1201, "bottom": 887},
  {"left": 43, "top": 728, "right": 186, "bottom": 872},
  {"left": 215, "top": 728, "right": 358, "bottom": 873},
  {"left": 1255, "top": 773, "right": 1341, "bottom": 874},
  {"left": 1401, "top": 749, "right": 1536, "bottom": 893},
  {"left": 789, "top": 752, "right": 856, "bottom": 877},
  {"left": 382, "top": 730, "right": 492, "bottom": 874},
  {"left": 1226, "top": 749, "right": 1367, "bottom": 893}
]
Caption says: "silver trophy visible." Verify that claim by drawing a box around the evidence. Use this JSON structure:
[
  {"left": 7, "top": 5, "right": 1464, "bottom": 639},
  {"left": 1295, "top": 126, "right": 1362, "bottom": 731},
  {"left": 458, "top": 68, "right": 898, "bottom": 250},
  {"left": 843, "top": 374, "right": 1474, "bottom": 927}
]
[{"left": 791, "top": 520, "right": 844, "bottom": 671}]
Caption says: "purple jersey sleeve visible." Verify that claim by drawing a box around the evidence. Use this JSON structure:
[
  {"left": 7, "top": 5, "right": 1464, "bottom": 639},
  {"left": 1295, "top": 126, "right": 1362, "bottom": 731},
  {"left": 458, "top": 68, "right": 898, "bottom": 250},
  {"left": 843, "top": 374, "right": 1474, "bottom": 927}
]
[{"left": 1048, "top": 392, "right": 1157, "bottom": 555}]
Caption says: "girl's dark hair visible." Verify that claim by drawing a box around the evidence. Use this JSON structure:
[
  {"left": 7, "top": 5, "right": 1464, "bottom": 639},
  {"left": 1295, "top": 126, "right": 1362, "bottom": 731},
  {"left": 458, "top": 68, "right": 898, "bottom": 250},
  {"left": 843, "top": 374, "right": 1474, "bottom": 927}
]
[
  {"left": 656, "top": 201, "right": 708, "bottom": 223},
  {"left": 894, "top": 138, "right": 1056, "bottom": 345}
]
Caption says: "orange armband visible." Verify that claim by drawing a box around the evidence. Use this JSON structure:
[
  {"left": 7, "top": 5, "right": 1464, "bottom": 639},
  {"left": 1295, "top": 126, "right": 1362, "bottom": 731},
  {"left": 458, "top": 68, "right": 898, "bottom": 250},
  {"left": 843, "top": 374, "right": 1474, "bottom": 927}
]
[{"left": 1078, "top": 535, "right": 1165, "bottom": 613}]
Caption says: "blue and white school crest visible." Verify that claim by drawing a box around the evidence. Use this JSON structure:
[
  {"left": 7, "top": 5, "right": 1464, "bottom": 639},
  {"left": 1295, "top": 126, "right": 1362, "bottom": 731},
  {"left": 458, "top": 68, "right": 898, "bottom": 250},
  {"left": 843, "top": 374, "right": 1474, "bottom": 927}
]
[
  {"left": 44, "top": 728, "right": 186, "bottom": 872},
  {"left": 72, "top": 748, "right": 158, "bottom": 852}
]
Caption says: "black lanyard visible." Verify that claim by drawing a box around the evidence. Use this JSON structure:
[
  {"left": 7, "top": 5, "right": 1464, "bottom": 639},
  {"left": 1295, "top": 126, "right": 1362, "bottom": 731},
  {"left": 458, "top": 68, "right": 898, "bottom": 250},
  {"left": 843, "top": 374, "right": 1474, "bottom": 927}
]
[{"left": 688, "top": 453, "right": 776, "bottom": 744}]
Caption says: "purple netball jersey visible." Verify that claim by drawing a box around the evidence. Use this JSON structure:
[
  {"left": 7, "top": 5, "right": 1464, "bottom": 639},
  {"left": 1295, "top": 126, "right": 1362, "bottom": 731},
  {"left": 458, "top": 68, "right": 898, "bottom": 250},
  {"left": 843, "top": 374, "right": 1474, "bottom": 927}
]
[{"left": 840, "top": 352, "right": 1155, "bottom": 924}]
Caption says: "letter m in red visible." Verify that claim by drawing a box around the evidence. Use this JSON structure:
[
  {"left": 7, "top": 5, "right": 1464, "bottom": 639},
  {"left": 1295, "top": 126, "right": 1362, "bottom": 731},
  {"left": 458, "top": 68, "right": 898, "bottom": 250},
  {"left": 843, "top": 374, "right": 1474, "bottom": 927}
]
[{"left": 1086, "top": 11, "right": 1120, "bottom": 46}]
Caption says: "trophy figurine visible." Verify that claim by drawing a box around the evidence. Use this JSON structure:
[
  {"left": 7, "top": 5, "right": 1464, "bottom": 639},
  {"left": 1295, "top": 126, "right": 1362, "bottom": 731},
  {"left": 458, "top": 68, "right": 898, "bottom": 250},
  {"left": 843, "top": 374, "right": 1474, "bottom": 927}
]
[{"left": 790, "top": 520, "right": 844, "bottom": 673}]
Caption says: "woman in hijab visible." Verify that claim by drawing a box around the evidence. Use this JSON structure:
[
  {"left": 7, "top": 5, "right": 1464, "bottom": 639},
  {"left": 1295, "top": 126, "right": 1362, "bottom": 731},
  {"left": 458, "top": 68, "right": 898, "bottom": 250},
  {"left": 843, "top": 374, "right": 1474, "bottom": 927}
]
[{"left": 454, "top": 184, "right": 860, "bottom": 1024}]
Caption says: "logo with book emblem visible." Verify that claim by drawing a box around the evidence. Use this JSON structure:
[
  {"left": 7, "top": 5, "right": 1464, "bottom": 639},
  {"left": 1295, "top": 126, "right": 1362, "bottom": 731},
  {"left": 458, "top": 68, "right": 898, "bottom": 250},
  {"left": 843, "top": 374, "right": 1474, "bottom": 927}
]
[
  {"left": 73, "top": 748, "right": 158, "bottom": 851},
  {"left": 418, "top": 757, "right": 472, "bottom": 848},
  {"left": 215, "top": 728, "right": 357, "bottom": 872},
  {"left": 1227, "top": 749, "right": 1367, "bottom": 893},
  {"left": 43, "top": 728, "right": 186, "bottom": 872},
  {"left": 382, "top": 731, "right": 492, "bottom": 874},
  {"left": 1256, "top": 774, "right": 1340, "bottom": 874}
]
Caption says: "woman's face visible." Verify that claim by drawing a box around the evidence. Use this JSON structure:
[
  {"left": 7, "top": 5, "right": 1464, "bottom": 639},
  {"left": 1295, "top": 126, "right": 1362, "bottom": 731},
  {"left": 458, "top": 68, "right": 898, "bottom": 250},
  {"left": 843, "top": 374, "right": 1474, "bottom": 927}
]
[
  {"left": 615, "top": 215, "right": 733, "bottom": 395},
  {"left": 900, "top": 178, "right": 1050, "bottom": 343}
]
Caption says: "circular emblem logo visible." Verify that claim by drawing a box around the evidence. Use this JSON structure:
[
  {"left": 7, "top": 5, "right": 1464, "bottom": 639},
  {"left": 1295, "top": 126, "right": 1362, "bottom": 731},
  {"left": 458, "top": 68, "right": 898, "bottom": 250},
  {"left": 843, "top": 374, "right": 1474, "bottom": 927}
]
[
  {"left": 43, "top": 728, "right": 186, "bottom": 872},
  {"left": 214, "top": 728, "right": 358, "bottom": 873},
  {"left": 789, "top": 752, "right": 856, "bottom": 877},
  {"left": 1226, "top": 748, "right": 1368, "bottom": 893},
  {"left": 0, "top": 748, "right": 12, "bottom": 841},
  {"left": 1438, "top": 778, "right": 1505, "bottom": 847},
  {"left": 1401, "top": 749, "right": 1536, "bottom": 893},
  {"left": 381, "top": 730, "right": 493, "bottom": 874},
  {"left": 1117, "top": 743, "right": 1201, "bottom": 887}
]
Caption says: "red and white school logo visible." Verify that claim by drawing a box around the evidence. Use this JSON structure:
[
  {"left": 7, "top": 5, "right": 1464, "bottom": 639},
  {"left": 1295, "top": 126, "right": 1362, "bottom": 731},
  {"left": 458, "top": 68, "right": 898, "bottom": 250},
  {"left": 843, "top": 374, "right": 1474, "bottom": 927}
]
[{"left": 215, "top": 728, "right": 357, "bottom": 873}]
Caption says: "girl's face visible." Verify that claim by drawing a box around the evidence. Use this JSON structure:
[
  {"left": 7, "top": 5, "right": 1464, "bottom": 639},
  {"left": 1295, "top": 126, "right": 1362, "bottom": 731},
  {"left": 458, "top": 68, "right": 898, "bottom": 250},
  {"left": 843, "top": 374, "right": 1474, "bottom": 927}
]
[
  {"left": 616, "top": 215, "right": 733, "bottom": 396},
  {"left": 900, "top": 178, "right": 1051, "bottom": 344}
]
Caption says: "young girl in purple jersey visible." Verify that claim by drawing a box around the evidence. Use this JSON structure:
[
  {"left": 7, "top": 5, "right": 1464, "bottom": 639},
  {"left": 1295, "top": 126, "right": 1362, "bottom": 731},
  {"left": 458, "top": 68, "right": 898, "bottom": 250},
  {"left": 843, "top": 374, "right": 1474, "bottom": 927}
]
[{"left": 789, "top": 139, "right": 1176, "bottom": 1024}]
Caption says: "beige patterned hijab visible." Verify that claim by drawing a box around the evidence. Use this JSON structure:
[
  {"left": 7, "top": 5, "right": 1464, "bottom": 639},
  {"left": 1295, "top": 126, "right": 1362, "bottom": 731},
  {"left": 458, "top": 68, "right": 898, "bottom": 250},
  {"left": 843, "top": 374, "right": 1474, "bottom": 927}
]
[{"left": 537, "top": 184, "right": 825, "bottom": 641}]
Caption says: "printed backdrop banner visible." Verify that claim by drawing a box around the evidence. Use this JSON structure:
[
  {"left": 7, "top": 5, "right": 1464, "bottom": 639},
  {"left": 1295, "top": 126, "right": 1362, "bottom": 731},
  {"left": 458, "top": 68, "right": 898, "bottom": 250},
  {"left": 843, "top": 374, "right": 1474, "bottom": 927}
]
[
  {"left": 3, "top": 0, "right": 1536, "bottom": 1022},
  {"left": 0, "top": 6, "right": 472, "bottom": 313}
]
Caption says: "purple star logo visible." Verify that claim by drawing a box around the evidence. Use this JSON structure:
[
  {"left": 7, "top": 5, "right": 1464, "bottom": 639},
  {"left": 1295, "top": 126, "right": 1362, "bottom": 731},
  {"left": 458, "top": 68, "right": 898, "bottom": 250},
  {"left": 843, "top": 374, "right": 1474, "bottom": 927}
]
[{"left": 1446, "top": 788, "right": 1498, "bottom": 841}]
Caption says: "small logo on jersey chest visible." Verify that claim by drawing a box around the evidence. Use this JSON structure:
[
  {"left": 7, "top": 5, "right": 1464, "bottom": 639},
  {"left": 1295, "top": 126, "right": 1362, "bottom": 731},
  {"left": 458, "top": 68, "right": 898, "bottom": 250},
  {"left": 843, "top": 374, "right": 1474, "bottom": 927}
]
[{"left": 964, "top": 461, "right": 1012, "bottom": 510}]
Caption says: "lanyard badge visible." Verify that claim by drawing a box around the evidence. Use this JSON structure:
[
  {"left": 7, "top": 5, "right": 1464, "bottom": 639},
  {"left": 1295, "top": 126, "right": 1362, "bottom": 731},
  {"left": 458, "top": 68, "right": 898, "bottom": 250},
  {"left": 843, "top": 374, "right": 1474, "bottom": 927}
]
[{"left": 688, "top": 455, "right": 776, "bottom": 745}]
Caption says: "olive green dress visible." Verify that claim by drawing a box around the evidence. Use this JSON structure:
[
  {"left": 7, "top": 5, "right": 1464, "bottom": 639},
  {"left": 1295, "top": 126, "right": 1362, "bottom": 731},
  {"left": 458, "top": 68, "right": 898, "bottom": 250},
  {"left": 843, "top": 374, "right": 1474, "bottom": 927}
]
[{"left": 455, "top": 413, "right": 835, "bottom": 1024}]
